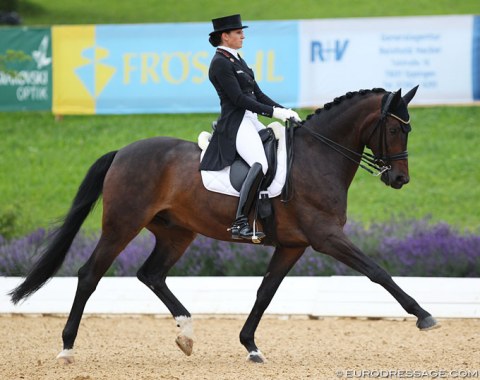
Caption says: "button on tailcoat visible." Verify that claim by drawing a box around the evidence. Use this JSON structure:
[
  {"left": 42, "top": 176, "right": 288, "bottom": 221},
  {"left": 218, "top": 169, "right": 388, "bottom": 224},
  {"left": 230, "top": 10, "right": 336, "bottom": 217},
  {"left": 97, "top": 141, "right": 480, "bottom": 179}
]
[{"left": 199, "top": 48, "right": 282, "bottom": 171}]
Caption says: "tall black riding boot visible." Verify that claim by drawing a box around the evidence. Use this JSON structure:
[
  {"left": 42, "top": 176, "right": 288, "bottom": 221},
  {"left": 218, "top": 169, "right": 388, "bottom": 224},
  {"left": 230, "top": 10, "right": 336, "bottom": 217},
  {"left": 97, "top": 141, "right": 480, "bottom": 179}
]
[{"left": 230, "top": 162, "right": 266, "bottom": 243}]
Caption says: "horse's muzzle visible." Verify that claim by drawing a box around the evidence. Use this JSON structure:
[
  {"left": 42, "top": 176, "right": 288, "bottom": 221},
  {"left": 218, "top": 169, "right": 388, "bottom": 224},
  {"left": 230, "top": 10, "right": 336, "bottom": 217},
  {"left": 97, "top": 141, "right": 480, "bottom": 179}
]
[{"left": 381, "top": 171, "right": 410, "bottom": 189}]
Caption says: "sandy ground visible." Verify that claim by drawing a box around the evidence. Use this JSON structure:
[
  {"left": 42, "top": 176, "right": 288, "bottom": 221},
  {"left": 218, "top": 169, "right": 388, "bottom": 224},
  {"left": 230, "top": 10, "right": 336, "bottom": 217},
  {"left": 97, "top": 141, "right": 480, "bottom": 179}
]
[{"left": 0, "top": 314, "right": 478, "bottom": 380}]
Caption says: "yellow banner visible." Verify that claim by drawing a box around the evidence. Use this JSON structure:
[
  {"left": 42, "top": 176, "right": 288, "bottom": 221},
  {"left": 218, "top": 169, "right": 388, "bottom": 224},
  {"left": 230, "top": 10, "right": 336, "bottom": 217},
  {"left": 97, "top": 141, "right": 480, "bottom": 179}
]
[{"left": 52, "top": 25, "right": 95, "bottom": 114}]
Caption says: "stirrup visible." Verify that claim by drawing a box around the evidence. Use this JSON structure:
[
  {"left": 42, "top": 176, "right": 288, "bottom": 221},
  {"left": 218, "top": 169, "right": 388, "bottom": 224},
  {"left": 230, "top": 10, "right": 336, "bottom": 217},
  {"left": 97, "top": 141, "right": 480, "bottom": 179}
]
[
  {"left": 229, "top": 219, "right": 265, "bottom": 243},
  {"left": 251, "top": 218, "right": 265, "bottom": 244}
]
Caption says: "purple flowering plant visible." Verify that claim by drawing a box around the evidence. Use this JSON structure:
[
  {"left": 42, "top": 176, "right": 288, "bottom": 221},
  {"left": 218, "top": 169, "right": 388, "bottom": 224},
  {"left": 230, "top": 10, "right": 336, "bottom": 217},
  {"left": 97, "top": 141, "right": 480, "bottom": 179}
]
[{"left": 0, "top": 217, "right": 478, "bottom": 277}]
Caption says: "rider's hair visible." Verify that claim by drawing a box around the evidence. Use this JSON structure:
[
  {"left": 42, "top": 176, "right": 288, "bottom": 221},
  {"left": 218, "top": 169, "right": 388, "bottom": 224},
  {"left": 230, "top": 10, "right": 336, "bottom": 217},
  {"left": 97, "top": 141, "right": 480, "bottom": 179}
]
[{"left": 209, "top": 32, "right": 222, "bottom": 47}]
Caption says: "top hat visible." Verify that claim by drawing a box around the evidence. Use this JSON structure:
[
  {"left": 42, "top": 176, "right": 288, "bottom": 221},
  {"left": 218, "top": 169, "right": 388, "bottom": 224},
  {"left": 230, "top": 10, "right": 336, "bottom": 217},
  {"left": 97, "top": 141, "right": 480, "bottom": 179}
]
[{"left": 209, "top": 14, "right": 248, "bottom": 36}]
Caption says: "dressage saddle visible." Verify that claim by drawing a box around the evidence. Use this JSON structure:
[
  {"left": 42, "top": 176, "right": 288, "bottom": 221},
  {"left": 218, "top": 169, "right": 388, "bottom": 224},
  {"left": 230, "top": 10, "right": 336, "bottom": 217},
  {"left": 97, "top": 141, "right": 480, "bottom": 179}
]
[{"left": 211, "top": 122, "right": 278, "bottom": 192}]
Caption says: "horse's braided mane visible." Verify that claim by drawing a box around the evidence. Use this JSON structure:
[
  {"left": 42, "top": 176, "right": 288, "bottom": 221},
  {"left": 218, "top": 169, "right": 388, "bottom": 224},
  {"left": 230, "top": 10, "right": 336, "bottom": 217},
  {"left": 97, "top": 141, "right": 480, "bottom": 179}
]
[{"left": 305, "top": 88, "right": 386, "bottom": 121}]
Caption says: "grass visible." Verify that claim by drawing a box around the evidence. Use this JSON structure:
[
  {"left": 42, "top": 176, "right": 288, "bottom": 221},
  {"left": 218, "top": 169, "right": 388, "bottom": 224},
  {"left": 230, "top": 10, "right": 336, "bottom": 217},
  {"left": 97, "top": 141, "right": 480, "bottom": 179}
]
[
  {"left": 1, "top": 105, "right": 479, "bottom": 236},
  {"left": 0, "top": 112, "right": 215, "bottom": 235},
  {"left": 2, "top": 1, "right": 479, "bottom": 235},
  {"left": 16, "top": 0, "right": 480, "bottom": 26}
]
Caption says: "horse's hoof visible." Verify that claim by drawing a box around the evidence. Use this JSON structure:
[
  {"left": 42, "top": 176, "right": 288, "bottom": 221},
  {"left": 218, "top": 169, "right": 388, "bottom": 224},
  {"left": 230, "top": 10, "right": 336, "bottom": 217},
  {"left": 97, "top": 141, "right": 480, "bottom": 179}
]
[
  {"left": 416, "top": 315, "right": 440, "bottom": 331},
  {"left": 56, "top": 349, "right": 75, "bottom": 364},
  {"left": 175, "top": 335, "right": 193, "bottom": 356},
  {"left": 247, "top": 350, "right": 266, "bottom": 364}
]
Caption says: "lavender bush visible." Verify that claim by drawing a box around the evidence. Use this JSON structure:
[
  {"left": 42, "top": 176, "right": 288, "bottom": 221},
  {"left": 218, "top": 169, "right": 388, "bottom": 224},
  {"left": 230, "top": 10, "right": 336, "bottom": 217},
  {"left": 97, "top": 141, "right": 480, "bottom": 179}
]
[{"left": 0, "top": 218, "right": 478, "bottom": 277}]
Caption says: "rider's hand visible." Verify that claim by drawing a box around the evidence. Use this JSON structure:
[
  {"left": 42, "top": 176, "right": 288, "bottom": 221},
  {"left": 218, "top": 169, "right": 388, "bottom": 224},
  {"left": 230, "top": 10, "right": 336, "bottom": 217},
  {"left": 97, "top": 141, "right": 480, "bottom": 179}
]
[
  {"left": 273, "top": 107, "right": 301, "bottom": 122},
  {"left": 287, "top": 109, "right": 301, "bottom": 122}
]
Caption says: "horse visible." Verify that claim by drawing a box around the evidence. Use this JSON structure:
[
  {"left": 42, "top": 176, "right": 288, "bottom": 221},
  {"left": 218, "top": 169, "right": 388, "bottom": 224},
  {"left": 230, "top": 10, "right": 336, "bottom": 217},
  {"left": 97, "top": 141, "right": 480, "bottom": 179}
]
[{"left": 10, "top": 86, "right": 438, "bottom": 365}]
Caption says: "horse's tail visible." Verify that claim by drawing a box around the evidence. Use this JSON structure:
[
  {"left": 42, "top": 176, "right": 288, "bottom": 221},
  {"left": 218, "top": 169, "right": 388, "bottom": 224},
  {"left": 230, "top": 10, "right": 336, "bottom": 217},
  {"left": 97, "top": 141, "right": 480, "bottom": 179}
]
[{"left": 9, "top": 151, "right": 118, "bottom": 304}]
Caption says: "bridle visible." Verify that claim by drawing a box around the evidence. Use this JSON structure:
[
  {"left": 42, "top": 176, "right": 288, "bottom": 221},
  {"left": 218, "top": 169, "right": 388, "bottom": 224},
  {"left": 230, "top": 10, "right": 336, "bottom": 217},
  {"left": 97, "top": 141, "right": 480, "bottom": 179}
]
[{"left": 298, "top": 91, "right": 411, "bottom": 176}]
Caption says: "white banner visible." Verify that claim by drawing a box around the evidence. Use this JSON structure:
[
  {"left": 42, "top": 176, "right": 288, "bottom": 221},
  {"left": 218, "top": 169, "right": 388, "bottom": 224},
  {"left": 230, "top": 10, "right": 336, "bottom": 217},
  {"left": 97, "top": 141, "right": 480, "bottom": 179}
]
[{"left": 299, "top": 16, "right": 474, "bottom": 107}]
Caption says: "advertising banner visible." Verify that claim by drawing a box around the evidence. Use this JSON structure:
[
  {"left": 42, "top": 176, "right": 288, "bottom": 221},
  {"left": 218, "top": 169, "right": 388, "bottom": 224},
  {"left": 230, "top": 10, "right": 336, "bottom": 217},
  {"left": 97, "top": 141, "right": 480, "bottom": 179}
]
[
  {"left": 0, "top": 27, "right": 52, "bottom": 111},
  {"left": 52, "top": 21, "right": 298, "bottom": 114},
  {"left": 472, "top": 15, "right": 480, "bottom": 101},
  {"left": 299, "top": 16, "right": 474, "bottom": 107},
  {"left": 2, "top": 16, "right": 476, "bottom": 114}
]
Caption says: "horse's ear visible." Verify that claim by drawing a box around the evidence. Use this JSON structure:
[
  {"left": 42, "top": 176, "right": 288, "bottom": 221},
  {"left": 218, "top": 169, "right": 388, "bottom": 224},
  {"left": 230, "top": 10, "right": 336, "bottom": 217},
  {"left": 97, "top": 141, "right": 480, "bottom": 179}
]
[
  {"left": 402, "top": 85, "right": 419, "bottom": 104},
  {"left": 390, "top": 89, "right": 402, "bottom": 109}
]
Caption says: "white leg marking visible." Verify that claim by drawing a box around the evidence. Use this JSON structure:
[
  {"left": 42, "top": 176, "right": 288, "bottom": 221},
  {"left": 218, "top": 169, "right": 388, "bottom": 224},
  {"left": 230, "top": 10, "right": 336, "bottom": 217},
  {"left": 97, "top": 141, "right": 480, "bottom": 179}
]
[
  {"left": 175, "top": 315, "right": 194, "bottom": 340},
  {"left": 56, "top": 349, "right": 75, "bottom": 364},
  {"left": 247, "top": 349, "right": 267, "bottom": 363},
  {"left": 175, "top": 316, "right": 194, "bottom": 356}
]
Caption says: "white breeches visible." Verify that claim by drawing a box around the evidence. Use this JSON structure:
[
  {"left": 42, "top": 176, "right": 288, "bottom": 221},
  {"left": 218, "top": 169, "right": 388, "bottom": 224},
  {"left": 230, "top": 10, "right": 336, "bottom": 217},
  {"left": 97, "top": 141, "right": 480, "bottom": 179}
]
[{"left": 235, "top": 111, "right": 268, "bottom": 175}]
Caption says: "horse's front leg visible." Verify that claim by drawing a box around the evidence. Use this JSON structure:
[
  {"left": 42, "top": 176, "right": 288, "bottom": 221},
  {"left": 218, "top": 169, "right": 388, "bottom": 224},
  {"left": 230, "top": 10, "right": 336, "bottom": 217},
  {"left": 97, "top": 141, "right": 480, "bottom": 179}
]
[
  {"left": 240, "top": 246, "right": 305, "bottom": 363},
  {"left": 314, "top": 228, "right": 438, "bottom": 330}
]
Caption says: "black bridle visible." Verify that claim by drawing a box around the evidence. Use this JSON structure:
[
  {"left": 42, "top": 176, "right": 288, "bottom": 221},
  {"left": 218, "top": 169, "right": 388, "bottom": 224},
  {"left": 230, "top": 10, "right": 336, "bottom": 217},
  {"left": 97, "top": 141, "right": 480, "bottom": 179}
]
[{"left": 297, "top": 92, "right": 411, "bottom": 176}]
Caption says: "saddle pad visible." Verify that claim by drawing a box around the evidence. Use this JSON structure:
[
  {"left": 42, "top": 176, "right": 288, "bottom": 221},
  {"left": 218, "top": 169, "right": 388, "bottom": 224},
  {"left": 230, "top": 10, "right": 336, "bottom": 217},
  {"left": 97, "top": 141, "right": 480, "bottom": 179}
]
[{"left": 199, "top": 122, "right": 287, "bottom": 198}]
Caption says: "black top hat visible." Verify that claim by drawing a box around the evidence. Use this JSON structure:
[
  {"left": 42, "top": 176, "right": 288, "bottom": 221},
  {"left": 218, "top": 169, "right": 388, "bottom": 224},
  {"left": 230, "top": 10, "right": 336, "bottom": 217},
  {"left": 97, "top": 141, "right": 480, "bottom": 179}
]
[{"left": 209, "top": 14, "right": 248, "bottom": 36}]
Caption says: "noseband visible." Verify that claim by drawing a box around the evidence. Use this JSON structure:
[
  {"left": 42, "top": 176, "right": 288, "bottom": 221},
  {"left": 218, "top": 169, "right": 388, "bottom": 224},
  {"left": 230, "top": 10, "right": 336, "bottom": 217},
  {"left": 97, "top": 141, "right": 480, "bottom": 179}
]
[{"left": 299, "top": 91, "right": 411, "bottom": 176}]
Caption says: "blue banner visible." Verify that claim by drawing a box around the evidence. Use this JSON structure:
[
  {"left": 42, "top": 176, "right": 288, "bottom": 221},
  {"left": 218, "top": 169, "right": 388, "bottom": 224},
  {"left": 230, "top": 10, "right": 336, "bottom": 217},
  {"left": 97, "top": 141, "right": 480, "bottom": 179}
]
[
  {"left": 472, "top": 16, "right": 480, "bottom": 100},
  {"left": 49, "top": 16, "right": 479, "bottom": 114},
  {"left": 53, "top": 21, "right": 298, "bottom": 114}
]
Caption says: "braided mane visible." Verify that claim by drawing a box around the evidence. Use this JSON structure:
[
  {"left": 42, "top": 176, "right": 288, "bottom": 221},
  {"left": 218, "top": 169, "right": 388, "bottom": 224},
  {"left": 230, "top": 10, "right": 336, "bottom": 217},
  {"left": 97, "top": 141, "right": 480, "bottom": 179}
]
[{"left": 305, "top": 88, "right": 386, "bottom": 121}]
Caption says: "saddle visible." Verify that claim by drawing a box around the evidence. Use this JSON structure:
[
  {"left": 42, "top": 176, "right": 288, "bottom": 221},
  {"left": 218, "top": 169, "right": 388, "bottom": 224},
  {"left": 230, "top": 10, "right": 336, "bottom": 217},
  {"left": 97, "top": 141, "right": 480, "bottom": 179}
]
[
  {"left": 200, "top": 122, "right": 284, "bottom": 196},
  {"left": 229, "top": 127, "right": 278, "bottom": 192},
  {"left": 199, "top": 122, "right": 287, "bottom": 245}
]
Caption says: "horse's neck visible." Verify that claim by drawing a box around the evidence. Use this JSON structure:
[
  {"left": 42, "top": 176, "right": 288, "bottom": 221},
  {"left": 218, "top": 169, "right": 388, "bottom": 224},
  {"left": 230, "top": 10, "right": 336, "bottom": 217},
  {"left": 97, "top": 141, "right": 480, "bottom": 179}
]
[
  {"left": 298, "top": 98, "right": 379, "bottom": 189},
  {"left": 308, "top": 100, "right": 377, "bottom": 150}
]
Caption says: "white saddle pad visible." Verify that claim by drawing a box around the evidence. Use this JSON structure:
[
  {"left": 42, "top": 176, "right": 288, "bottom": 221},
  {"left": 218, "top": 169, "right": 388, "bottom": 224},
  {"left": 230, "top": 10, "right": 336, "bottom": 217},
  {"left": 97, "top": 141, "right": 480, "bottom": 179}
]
[{"left": 198, "top": 122, "right": 287, "bottom": 198}]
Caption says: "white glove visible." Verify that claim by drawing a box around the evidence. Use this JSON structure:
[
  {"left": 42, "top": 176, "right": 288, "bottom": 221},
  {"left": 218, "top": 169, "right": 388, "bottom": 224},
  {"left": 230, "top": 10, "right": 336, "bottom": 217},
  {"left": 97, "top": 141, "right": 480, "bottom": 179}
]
[
  {"left": 287, "top": 108, "right": 301, "bottom": 122},
  {"left": 272, "top": 107, "right": 301, "bottom": 122}
]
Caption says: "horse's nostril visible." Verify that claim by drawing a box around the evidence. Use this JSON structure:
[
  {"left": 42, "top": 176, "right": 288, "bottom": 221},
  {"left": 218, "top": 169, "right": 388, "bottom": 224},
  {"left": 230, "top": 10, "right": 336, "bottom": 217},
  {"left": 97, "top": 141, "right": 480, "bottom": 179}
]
[{"left": 397, "top": 175, "right": 409, "bottom": 184}]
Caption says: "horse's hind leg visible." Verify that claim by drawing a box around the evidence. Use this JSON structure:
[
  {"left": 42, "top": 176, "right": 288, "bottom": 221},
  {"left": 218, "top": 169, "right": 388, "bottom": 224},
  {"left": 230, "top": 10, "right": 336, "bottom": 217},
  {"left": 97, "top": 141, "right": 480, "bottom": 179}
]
[
  {"left": 136, "top": 226, "right": 196, "bottom": 356},
  {"left": 57, "top": 230, "right": 138, "bottom": 364}
]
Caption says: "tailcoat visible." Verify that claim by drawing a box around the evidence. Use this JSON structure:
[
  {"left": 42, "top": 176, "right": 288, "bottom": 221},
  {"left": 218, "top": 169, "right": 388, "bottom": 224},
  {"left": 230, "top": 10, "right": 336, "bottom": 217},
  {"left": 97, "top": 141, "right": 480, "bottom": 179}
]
[{"left": 199, "top": 48, "right": 282, "bottom": 171}]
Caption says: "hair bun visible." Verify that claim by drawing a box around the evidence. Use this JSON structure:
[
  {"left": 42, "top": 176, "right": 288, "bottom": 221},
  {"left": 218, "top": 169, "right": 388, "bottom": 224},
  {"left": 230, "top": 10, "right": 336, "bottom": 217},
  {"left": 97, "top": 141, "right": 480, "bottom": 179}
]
[{"left": 209, "top": 34, "right": 221, "bottom": 47}]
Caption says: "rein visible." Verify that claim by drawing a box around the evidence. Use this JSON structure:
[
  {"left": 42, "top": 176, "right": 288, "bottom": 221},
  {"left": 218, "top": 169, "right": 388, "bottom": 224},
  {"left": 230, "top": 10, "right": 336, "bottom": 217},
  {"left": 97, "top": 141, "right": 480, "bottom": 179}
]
[
  {"left": 299, "top": 92, "right": 410, "bottom": 176},
  {"left": 301, "top": 122, "right": 390, "bottom": 176}
]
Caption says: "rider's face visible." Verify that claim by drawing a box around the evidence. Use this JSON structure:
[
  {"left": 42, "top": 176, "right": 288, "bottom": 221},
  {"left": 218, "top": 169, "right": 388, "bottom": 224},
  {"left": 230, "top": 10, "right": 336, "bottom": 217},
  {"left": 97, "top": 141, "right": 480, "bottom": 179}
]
[{"left": 222, "top": 29, "right": 244, "bottom": 50}]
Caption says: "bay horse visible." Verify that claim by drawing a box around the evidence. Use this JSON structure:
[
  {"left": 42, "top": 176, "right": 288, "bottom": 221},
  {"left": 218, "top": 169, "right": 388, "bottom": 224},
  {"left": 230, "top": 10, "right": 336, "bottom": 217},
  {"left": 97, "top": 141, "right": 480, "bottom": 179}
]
[{"left": 10, "top": 86, "right": 438, "bottom": 364}]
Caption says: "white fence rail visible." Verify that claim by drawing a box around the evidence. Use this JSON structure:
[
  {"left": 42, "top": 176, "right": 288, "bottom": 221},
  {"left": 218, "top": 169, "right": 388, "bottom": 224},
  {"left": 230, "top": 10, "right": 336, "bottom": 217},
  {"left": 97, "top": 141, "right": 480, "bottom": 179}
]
[{"left": 1, "top": 276, "right": 479, "bottom": 318}]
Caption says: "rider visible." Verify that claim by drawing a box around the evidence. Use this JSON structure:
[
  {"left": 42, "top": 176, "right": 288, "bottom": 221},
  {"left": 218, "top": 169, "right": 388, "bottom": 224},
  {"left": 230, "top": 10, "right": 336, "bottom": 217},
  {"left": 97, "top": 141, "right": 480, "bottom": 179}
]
[{"left": 199, "top": 14, "right": 301, "bottom": 242}]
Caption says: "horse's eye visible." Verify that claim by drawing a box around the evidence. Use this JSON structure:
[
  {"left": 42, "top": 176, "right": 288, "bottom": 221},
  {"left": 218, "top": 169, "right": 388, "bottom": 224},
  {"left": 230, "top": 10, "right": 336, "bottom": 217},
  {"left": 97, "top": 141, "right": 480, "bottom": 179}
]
[{"left": 389, "top": 127, "right": 399, "bottom": 135}]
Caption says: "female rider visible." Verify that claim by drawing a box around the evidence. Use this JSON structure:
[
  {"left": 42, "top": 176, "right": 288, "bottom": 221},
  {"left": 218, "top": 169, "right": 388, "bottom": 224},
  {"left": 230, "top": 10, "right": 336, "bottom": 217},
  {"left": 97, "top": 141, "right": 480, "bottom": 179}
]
[{"left": 200, "top": 14, "right": 301, "bottom": 242}]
